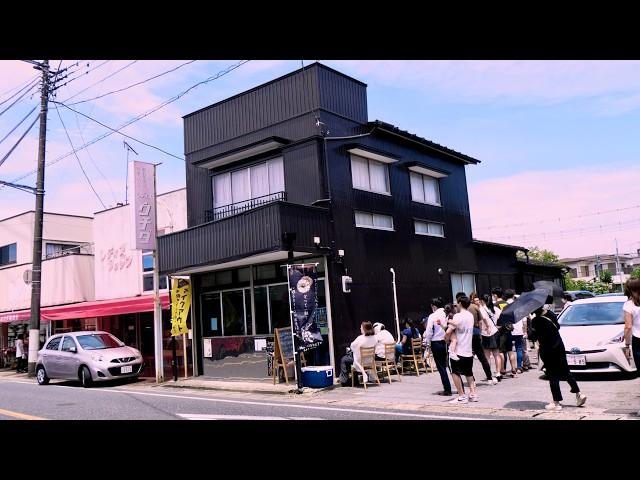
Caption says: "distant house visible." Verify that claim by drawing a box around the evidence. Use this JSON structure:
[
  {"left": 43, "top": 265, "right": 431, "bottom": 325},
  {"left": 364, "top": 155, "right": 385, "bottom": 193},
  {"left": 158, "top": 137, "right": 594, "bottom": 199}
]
[{"left": 561, "top": 251, "right": 640, "bottom": 287}]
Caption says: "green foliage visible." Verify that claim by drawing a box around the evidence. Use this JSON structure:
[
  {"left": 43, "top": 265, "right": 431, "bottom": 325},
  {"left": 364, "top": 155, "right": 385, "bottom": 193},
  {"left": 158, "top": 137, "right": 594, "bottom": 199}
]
[
  {"left": 599, "top": 270, "right": 613, "bottom": 284},
  {"left": 517, "top": 246, "right": 560, "bottom": 264},
  {"left": 631, "top": 267, "right": 640, "bottom": 279},
  {"left": 564, "top": 273, "right": 611, "bottom": 294}
]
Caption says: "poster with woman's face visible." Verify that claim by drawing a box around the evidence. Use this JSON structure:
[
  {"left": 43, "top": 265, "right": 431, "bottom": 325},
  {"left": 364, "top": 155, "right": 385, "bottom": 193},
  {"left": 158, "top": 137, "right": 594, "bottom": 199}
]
[{"left": 288, "top": 265, "right": 323, "bottom": 350}]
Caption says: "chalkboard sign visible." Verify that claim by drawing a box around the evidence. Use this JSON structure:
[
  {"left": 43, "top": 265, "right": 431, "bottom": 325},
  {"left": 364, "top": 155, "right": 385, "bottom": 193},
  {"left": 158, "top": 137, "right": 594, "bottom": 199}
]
[{"left": 272, "top": 327, "right": 295, "bottom": 384}]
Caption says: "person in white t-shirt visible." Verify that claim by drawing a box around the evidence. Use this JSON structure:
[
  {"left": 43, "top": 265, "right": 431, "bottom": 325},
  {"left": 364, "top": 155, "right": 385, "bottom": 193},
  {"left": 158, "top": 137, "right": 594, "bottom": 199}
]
[
  {"left": 623, "top": 279, "right": 640, "bottom": 382},
  {"left": 15, "top": 333, "right": 26, "bottom": 373},
  {"left": 337, "top": 321, "right": 378, "bottom": 386},
  {"left": 445, "top": 296, "right": 477, "bottom": 404},
  {"left": 373, "top": 322, "right": 396, "bottom": 361}
]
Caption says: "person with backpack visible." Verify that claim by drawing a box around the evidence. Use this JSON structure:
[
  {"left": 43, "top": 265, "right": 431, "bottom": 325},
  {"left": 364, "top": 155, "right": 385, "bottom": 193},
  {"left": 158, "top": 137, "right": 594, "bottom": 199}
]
[
  {"left": 423, "top": 297, "right": 452, "bottom": 395},
  {"left": 528, "top": 306, "right": 587, "bottom": 411}
]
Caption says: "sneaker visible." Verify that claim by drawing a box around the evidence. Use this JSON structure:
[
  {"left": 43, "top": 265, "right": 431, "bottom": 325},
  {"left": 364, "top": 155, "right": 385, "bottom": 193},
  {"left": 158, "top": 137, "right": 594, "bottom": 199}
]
[
  {"left": 469, "top": 394, "right": 479, "bottom": 402},
  {"left": 490, "top": 377, "right": 498, "bottom": 385},
  {"left": 495, "top": 374, "right": 502, "bottom": 382},
  {"left": 576, "top": 393, "right": 587, "bottom": 407},
  {"left": 544, "top": 402, "right": 562, "bottom": 411},
  {"left": 448, "top": 396, "right": 468, "bottom": 404}
]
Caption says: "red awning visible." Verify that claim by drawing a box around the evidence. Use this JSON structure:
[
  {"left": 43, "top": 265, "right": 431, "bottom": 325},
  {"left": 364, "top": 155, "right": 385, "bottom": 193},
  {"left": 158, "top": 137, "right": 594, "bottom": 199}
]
[{"left": 0, "top": 293, "right": 170, "bottom": 324}]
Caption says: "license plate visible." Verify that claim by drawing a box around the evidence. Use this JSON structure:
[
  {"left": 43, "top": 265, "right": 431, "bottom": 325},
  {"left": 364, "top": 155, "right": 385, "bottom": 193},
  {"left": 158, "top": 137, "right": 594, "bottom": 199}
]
[
  {"left": 121, "top": 365, "right": 133, "bottom": 374},
  {"left": 567, "top": 354, "right": 586, "bottom": 366}
]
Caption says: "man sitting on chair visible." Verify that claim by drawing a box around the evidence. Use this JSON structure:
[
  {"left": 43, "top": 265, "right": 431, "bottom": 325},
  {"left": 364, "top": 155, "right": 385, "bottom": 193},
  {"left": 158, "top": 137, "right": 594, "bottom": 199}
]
[{"left": 373, "top": 322, "right": 395, "bottom": 361}]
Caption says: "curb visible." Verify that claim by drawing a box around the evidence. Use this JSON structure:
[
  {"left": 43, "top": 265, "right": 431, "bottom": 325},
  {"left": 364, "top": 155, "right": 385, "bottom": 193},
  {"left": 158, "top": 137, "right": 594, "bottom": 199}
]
[{"left": 158, "top": 380, "right": 336, "bottom": 396}]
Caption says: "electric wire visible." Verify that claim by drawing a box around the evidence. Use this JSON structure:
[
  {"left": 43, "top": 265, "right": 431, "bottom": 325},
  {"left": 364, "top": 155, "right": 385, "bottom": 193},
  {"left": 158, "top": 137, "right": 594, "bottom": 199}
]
[
  {"left": 0, "top": 113, "right": 40, "bottom": 168},
  {"left": 0, "top": 75, "right": 39, "bottom": 101},
  {"left": 60, "top": 60, "right": 139, "bottom": 103},
  {"left": 0, "top": 80, "right": 39, "bottom": 116},
  {"left": 53, "top": 103, "right": 107, "bottom": 208},
  {"left": 67, "top": 60, "right": 197, "bottom": 106},
  {"left": 0, "top": 104, "right": 38, "bottom": 146}
]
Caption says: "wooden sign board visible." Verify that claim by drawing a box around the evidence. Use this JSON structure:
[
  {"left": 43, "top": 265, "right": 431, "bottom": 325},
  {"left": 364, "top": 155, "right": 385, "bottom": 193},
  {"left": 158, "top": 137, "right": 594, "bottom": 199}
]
[{"left": 273, "top": 327, "right": 294, "bottom": 384}]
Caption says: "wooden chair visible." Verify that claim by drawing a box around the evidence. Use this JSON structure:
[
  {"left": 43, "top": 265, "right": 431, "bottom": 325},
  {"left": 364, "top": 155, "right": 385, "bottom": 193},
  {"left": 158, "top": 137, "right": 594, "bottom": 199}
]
[
  {"left": 351, "top": 346, "right": 380, "bottom": 389},
  {"left": 376, "top": 343, "right": 402, "bottom": 384},
  {"left": 400, "top": 338, "right": 427, "bottom": 376},
  {"left": 272, "top": 352, "right": 307, "bottom": 385}
]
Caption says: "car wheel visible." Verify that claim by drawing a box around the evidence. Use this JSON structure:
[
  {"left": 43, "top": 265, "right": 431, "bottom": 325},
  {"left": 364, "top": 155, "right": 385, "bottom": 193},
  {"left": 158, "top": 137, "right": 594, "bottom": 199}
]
[
  {"left": 80, "top": 366, "right": 93, "bottom": 388},
  {"left": 36, "top": 365, "right": 49, "bottom": 385}
]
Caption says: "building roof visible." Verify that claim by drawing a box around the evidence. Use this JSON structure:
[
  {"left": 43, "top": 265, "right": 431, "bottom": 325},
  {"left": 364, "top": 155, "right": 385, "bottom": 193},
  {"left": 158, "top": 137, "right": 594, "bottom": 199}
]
[
  {"left": 560, "top": 253, "right": 636, "bottom": 264},
  {"left": 473, "top": 239, "right": 527, "bottom": 251},
  {"left": 516, "top": 258, "right": 567, "bottom": 269},
  {"left": 370, "top": 120, "right": 481, "bottom": 165}
]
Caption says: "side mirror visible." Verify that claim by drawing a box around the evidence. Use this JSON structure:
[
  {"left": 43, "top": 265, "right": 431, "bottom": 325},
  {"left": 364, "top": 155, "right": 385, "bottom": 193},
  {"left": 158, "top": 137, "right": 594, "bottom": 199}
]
[{"left": 69, "top": 346, "right": 77, "bottom": 353}]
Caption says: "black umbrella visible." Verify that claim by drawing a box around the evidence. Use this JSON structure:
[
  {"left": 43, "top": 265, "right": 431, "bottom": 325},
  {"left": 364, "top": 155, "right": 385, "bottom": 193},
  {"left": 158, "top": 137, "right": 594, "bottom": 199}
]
[
  {"left": 499, "top": 288, "right": 549, "bottom": 325},
  {"left": 533, "top": 280, "right": 564, "bottom": 299}
]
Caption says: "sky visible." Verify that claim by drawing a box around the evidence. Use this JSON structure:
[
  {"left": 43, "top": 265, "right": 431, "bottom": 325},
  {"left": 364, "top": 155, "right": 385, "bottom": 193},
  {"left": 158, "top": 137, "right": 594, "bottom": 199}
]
[{"left": 0, "top": 60, "right": 639, "bottom": 260}]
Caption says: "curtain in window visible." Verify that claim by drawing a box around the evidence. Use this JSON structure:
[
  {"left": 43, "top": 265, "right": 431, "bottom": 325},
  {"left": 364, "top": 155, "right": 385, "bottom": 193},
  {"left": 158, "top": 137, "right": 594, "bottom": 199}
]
[
  {"left": 423, "top": 176, "right": 440, "bottom": 205},
  {"left": 231, "top": 169, "right": 250, "bottom": 209},
  {"left": 46, "top": 243, "right": 63, "bottom": 257},
  {"left": 213, "top": 173, "right": 232, "bottom": 208},
  {"left": 267, "top": 157, "right": 284, "bottom": 194},
  {"left": 462, "top": 274, "right": 476, "bottom": 297},
  {"left": 351, "top": 155, "right": 370, "bottom": 190},
  {"left": 250, "top": 162, "right": 269, "bottom": 199},
  {"left": 451, "top": 274, "right": 463, "bottom": 300},
  {"left": 355, "top": 211, "right": 373, "bottom": 227},
  {"left": 428, "top": 223, "right": 444, "bottom": 236},
  {"left": 368, "top": 160, "right": 389, "bottom": 193},
  {"left": 414, "top": 220, "right": 428, "bottom": 234},
  {"left": 373, "top": 214, "right": 393, "bottom": 229},
  {"left": 410, "top": 172, "right": 424, "bottom": 202}
]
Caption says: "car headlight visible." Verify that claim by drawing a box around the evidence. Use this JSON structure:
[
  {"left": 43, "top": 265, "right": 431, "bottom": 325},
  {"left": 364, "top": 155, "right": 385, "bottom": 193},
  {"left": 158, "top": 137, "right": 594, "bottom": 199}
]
[
  {"left": 598, "top": 332, "right": 624, "bottom": 345},
  {"left": 91, "top": 354, "right": 104, "bottom": 362}
]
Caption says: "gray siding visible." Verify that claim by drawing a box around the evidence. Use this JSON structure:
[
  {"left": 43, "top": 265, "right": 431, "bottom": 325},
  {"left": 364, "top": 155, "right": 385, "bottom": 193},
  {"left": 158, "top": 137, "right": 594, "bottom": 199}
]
[
  {"left": 283, "top": 140, "right": 323, "bottom": 206},
  {"left": 184, "top": 63, "right": 367, "bottom": 157},
  {"left": 186, "top": 161, "right": 212, "bottom": 227},
  {"left": 158, "top": 202, "right": 329, "bottom": 274}
]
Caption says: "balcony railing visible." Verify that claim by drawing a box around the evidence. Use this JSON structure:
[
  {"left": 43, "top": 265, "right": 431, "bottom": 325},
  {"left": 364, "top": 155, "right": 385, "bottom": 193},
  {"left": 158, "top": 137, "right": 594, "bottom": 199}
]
[{"left": 205, "top": 191, "right": 286, "bottom": 222}]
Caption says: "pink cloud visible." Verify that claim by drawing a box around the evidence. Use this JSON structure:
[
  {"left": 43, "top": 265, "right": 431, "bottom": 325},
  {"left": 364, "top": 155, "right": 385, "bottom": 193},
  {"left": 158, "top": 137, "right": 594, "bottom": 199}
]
[{"left": 469, "top": 165, "right": 640, "bottom": 258}]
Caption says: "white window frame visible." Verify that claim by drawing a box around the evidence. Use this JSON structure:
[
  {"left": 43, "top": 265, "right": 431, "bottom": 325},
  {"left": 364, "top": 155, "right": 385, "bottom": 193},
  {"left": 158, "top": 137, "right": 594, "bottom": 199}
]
[
  {"left": 414, "top": 220, "right": 445, "bottom": 238},
  {"left": 350, "top": 154, "right": 391, "bottom": 196},
  {"left": 354, "top": 211, "right": 394, "bottom": 231},
  {"left": 450, "top": 273, "right": 476, "bottom": 301},
  {"left": 410, "top": 171, "right": 441, "bottom": 206}
]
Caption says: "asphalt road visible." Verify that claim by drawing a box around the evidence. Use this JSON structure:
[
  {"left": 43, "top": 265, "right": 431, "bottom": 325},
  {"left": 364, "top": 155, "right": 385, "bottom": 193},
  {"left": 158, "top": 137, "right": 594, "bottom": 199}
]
[{"left": 0, "top": 378, "right": 517, "bottom": 420}]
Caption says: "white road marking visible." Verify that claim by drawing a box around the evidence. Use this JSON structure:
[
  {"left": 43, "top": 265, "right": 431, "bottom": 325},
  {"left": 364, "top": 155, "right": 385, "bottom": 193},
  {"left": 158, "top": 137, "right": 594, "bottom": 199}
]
[
  {"left": 0, "top": 380, "right": 487, "bottom": 419},
  {"left": 176, "top": 413, "right": 323, "bottom": 420}
]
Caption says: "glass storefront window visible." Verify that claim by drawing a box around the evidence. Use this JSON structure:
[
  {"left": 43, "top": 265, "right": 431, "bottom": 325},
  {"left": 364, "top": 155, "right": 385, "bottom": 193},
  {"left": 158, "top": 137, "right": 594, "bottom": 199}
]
[
  {"left": 254, "top": 286, "right": 269, "bottom": 334},
  {"left": 269, "top": 284, "right": 290, "bottom": 331},
  {"left": 256, "top": 264, "right": 276, "bottom": 281},
  {"left": 244, "top": 288, "right": 253, "bottom": 336},
  {"left": 238, "top": 267, "right": 250, "bottom": 283},
  {"left": 222, "top": 290, "right": 245, "bottom": 336},
  {"left": 201, "top": 292, "right": 222, "bottom": 337}
]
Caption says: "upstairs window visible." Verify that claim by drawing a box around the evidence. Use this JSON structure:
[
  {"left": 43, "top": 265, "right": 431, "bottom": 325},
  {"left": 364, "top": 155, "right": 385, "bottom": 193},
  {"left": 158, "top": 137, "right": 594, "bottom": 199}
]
[
  {"left": 142, "top": 251, "right": 168, "bottom": 292},
  {"left": 354, "top": 211, "right": 394, "bottom": 231},
  {"left": 0, "top": 243, "right": 17, "bottom": 266},
  {"left": 212, "top": 157, "right": 285, "bottom": 217},
  {"left": 350, "top": 154, "right": 390, "bottom": 195},
  {"left": 45, "top": 242, "right": 81, "bottom": 259},
  {"left": 414, "top": 220, "right": 445, "bottom": 237},
  {"left": 410, "top": 171, "right": 441, "bottom": 206}
]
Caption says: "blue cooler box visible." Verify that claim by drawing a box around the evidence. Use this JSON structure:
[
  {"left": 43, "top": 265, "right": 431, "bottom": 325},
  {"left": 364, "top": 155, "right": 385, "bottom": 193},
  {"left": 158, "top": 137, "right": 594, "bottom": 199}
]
[{"left": 301, "top": 366, "right": 334, "bottom": 388}]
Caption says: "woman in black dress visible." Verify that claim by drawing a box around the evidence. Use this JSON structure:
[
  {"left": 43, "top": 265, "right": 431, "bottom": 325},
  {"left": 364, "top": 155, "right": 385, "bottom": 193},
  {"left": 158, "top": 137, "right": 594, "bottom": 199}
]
[{"left": 528, "top": 305, "right": 587, "bottom": 411}]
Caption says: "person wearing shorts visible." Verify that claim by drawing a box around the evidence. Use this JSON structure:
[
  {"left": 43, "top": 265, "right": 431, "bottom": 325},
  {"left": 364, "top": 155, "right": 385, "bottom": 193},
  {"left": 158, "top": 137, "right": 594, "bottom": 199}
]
[{"left": 445, "top": 295, "right": 477, "bottom": 404}]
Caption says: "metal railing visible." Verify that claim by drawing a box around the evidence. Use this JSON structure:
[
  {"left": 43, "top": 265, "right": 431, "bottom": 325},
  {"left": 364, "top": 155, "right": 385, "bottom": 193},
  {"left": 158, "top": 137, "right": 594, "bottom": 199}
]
[{"left": 205, "top": 191, "right": 286, "bottom": 222}]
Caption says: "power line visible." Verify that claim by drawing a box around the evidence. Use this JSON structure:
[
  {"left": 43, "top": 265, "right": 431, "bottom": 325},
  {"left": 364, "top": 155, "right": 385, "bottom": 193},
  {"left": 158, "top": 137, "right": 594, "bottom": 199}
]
[
  {"left": 473, "top": 204, "right": 640, "bottom": 230},
  {"left": 60, "top": 60, "right": 139, "bottom": 103},
  {"left": 67, "top": 60, "right": 197, "bottom": 106},
  {"left": 0, "top": 104, "right": 38, "bottom": 146},
  {"left": 2, "top": 60, "right": 249, "bottom": 187},
  {"left": 0, "top": 75, "right": 39, "bottom": 100},
  {"left": 53, "top": 103, "right": 107, "bottom": 209},
  {"left": 0, "top": 80, "right": 39, "bottom": 116},
  {"left": 0, "top": 112, "right": 40, "bottom": 168},
  {"left": 56, "top": 101, "right": 185, "bottom": 161},
  {"left": 72, "top": 106, "right": 119, "bottom": 205},
  {"left": 0, "top": 77, "right": 39, "bottom": 108}
]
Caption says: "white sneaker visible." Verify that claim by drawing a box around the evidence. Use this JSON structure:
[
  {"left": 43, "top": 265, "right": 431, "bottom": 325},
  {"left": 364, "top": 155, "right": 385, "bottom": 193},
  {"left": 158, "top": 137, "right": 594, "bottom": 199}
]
[
  {"left": 469, "top": 394, "right": 479, "bottom": 402},
  {"left": 576, "top": 393, "right": 587, "bottom": 407},
  {"left": 490, "top": 377, "right": 498, "bottom": 385},
  {"left": 448, "top": 396, "right": 468, "bottom": 404},
  {"left": 544, "top": 402, "right": 562, "bottom": 411}
]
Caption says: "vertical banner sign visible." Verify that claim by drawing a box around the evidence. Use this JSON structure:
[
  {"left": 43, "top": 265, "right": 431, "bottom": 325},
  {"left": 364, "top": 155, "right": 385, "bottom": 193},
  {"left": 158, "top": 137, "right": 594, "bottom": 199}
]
[
  {"left": 288, "top": 264, "right": 323, "bottom": 351},
  {"left": 129, "top": 161, "right": 156, "bottom": 250},
  {"left": 171, "top": 278, "right": 191, "bottom": 336}
]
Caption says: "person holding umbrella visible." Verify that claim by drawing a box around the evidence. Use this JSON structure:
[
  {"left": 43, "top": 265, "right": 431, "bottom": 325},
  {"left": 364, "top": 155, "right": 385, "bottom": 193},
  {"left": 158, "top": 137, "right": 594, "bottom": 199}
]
[{"left": 525, "top": 296, "right": 587, "bottom": 411}]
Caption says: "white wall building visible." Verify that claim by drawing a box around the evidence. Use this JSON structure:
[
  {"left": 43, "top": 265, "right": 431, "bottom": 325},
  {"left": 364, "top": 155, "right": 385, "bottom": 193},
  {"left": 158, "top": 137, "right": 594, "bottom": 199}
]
[{"left": 560, "top": 251, "right": 640, "bottom": 288}]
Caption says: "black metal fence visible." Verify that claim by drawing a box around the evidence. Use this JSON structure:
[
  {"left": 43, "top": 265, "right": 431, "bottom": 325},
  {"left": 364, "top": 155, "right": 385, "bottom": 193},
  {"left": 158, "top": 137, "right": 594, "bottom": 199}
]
[{"left": 204, "top": 191, "right": 286, "bottom": 222}]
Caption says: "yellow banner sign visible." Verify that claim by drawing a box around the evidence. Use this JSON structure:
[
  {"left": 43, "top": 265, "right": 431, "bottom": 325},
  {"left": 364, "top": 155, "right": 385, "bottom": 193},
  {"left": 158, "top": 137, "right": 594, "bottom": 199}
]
[{"left": 171, "top": 278, "right": 191, "bottom": 336}]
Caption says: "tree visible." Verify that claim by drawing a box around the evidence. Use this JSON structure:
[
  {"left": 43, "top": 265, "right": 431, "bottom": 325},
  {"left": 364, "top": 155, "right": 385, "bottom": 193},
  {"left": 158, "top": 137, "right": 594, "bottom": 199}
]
[
  {"left": 599, "top": 270, "right": 613, "bottom": 284},
  {"left": 517, "top": 246, "right": 560, "bottom": 264},
  {"left": 631, "top": 267, "right": 640, "bottom": 279}
]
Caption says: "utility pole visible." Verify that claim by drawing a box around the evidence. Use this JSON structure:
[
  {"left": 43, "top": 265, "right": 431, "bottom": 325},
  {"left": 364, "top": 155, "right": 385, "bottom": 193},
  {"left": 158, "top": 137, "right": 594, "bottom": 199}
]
[
  {"left": 27, "top": 60, "right": 50, "bottom": 377},
  {"left": 615, "top": 238, "right": 623, "bottom": 292}
]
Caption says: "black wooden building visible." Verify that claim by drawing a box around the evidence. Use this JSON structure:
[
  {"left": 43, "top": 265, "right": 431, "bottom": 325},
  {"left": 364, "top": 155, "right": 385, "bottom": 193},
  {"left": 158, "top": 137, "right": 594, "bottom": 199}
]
[{"left": 157, "top": 63, "right": 564, "bottom": 379}]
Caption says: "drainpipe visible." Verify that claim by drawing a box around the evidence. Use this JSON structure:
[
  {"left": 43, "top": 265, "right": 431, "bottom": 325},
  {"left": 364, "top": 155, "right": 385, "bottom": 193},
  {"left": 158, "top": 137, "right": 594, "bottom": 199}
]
[{"left": 390, "top": 268, "right": 401, "bottom": 342}]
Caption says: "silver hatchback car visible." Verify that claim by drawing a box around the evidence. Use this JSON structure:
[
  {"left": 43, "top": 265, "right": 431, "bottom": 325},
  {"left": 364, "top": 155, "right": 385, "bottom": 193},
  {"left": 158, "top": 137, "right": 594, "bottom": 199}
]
[{"left": 36, "top": 331, "right": 144, "bottom": 387}]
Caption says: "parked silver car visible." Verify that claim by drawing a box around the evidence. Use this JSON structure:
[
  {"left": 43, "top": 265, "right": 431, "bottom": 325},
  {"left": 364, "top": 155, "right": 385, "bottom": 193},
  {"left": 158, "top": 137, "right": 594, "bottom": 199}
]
[{"left": 36, "top": 331, "right": 143, "bottom": 387}]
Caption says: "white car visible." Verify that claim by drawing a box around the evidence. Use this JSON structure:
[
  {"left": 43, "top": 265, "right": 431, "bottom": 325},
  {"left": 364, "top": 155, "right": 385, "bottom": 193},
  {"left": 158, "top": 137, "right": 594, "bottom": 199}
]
[{"left": 551, "top": 296, "right": 636, "bottom": 375}]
